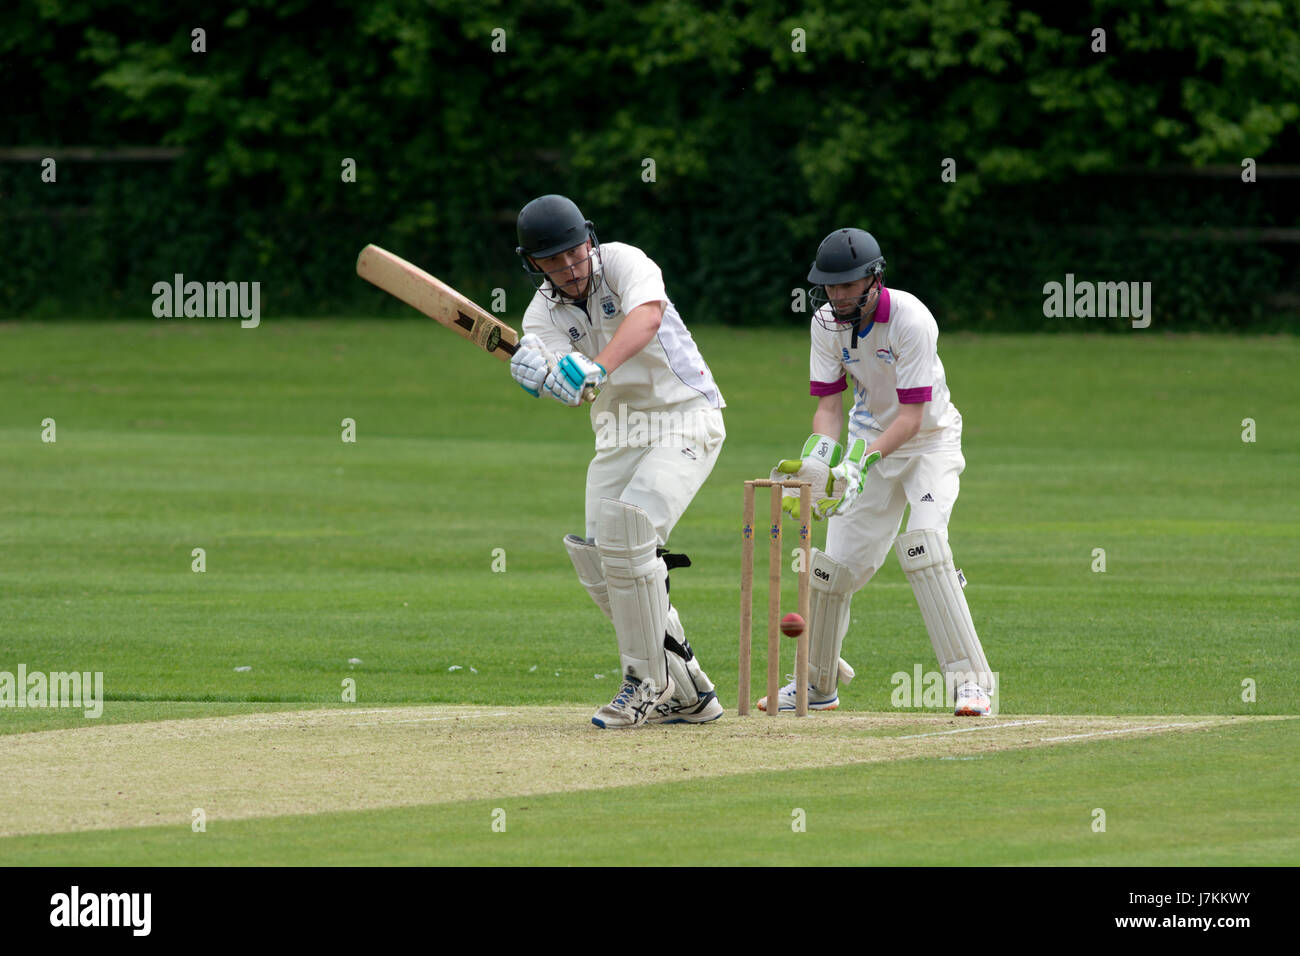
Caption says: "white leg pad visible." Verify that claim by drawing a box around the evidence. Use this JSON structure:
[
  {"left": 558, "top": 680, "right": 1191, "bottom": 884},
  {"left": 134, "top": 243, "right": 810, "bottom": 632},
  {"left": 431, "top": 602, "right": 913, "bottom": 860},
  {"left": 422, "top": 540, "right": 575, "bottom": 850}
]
[
  {"left": 809, "top": 549, "right": 856, "bottom": 696},
  {"left": 895, "top": 529, "right": 992, "bottom": 693},
  {"left": 596, "top": 498, "right": 670, "bottom": 691},
  {"left": 564, "top": 534, "right": 611, "bottom": 621}
]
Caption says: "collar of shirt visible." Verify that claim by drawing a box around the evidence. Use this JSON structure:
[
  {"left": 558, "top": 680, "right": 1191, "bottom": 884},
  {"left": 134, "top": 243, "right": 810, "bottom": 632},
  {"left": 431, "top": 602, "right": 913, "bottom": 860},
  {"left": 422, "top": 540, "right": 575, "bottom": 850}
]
[{"left": 851, "top": 286, "right": 891, "bottom": 348}]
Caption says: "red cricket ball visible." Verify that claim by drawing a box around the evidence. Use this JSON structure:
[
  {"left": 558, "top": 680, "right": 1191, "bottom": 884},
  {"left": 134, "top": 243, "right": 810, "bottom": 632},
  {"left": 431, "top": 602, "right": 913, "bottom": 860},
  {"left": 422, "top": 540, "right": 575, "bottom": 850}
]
[{"left": 780, "top": 612, "right": 806, "bottom": 638}]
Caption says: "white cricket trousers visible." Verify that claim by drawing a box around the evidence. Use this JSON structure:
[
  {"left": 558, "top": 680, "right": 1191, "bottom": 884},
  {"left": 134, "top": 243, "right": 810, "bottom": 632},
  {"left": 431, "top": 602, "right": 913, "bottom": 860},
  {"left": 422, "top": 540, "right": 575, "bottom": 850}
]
[
  {"left": 583, "top": 402, "right": 725, "bottom": 545},
  {"left": 825, "top": 439, "right": 966, "bottom": 593}
]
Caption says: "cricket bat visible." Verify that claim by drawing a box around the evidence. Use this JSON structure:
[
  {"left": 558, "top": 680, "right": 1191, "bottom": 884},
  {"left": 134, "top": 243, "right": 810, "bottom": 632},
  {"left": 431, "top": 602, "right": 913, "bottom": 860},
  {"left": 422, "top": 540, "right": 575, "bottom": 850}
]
[
  {"left": 355, "top": 244, "right": 597, "bottom": 402},
  {"left": 356, "top": 244, "right": 519, "bottom": 360}
]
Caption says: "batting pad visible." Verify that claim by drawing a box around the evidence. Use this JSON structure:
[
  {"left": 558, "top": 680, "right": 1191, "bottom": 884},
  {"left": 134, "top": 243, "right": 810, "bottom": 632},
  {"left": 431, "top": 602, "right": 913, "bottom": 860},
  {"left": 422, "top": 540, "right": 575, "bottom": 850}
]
[
  {"left": 564, "top": 534, "right": 611, "bottom": 621},
  {"left": 809, "top": 549, "right": 855, "bottom": 696},
  {"left": 596, "top": 498, "right": 670, "bottom": 691},
  {"left": 895, "top": 529, "right": 993, "bottom": 693},
  {"left": 664, "top": 621, "right": 714, "bottom": 705}
]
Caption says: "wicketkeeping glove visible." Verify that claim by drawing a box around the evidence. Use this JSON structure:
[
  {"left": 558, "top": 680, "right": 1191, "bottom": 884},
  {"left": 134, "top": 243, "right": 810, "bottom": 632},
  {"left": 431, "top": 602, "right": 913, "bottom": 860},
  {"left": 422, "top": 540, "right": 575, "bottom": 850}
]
[
  {"left": 817, "top": 439, "right": 883, "bottom": 517},
  {"left": 510, "top": 334, "right": 554, "bottom": 397},
  {"left": 770, "top": 434, "right": 842, "bottom": 521},
  {"left": 544, "top": 352, "right": 607, "bottom": 406}
]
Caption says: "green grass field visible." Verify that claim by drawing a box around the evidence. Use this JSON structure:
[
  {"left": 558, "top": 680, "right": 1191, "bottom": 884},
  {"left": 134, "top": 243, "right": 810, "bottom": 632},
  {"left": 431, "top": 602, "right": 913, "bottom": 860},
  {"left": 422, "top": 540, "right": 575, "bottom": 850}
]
[{"left": 1, "top": 320, "right": 1297, "bottom": 865}]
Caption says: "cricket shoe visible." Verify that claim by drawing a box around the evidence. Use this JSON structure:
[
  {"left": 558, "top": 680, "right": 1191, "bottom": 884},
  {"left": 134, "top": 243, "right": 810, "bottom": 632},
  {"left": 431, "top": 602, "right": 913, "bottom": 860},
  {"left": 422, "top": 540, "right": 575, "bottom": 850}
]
[
  {"left": 647, "top": 689, "right": 724, "bottom": 724},
  {"left": 591, "top": 674, "right": 675, "bottom": 729},
  {"left": 953, "top": 681, "right": 992, "bottom": 717},
  {"left": 757, "top": 676, "right": 839, "bottom": 712}
]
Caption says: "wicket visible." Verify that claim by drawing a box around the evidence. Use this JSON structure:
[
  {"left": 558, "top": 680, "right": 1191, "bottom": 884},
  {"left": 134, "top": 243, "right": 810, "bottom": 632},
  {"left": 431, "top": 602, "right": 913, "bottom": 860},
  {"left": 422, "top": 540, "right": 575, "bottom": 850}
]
[{"left": 739, "top": 479, "right": 812, "bottom": 716}]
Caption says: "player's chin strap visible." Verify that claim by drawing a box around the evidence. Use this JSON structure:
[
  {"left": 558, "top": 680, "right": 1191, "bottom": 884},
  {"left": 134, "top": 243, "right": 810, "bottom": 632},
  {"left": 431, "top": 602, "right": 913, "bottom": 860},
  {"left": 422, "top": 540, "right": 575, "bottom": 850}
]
[
  {"left": 849, "top": 283, "right": 883, "bottom": 349},
  {"left": 851, "top": 320, "right": 871, "bottom": 350},
  {"left": 851, "top": 306, "right": 878, "bottom": 348}
]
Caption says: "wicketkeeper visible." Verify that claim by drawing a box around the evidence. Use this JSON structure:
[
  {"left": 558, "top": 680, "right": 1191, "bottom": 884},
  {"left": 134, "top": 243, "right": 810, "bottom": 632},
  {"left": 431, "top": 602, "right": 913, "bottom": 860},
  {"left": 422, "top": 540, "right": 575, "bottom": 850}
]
[
  {"left": 758, "top": 228, "right": 995, "bottom": 716},
  {"left": 508, "top": 195, "right": 727, "bottom": 728}
]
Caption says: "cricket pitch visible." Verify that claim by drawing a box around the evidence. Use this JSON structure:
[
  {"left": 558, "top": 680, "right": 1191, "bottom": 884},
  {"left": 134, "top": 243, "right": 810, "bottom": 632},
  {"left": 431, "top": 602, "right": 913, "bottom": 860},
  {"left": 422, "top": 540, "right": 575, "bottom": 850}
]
[{"left": 0, "top": 707, "right": 1285, "bottom": 838}]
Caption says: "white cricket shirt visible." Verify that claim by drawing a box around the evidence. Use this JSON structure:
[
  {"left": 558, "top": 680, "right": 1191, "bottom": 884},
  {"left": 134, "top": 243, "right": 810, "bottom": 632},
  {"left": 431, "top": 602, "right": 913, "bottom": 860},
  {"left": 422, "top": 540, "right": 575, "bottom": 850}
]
[
  {"left": 521, "top": 241, "right": 724, "bottom": 415},
  {"left": 809, "top": 286, "right": 961, "bottom": 453}
]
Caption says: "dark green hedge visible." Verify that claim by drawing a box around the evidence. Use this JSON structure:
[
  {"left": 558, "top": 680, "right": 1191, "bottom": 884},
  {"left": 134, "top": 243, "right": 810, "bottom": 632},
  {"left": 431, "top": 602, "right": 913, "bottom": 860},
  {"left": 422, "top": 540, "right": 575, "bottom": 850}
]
[{"left": 3, "top": 0, "right": 1297, "bottom": 328}]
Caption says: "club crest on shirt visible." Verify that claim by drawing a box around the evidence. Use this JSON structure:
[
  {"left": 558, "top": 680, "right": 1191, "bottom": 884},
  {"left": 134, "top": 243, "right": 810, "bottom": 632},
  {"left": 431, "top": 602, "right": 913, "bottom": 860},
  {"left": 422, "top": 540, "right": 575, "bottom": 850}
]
[
  {"left": 841, "top": 347, "right": 860, "bottom": 365},
  {"left": 875, "top": 348, "right": 896, "bottom": 365},
  {"left": 601, "top": 296, "right": 616, "bottom": 317}
]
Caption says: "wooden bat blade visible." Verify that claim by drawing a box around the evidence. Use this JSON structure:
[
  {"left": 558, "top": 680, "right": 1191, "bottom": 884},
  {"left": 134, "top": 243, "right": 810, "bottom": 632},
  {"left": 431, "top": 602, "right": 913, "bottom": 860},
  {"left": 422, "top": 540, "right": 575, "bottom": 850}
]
[
  {"left": 356, "top": 243, "right": 597, "bottom": 404},
  {"left": 356, "top": 244, "right": 518, "bottom": 361}
]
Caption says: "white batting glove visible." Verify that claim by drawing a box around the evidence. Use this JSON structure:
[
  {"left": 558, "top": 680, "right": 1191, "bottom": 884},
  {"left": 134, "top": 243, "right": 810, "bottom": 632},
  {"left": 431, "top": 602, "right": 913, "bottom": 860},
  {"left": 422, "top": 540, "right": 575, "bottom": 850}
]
[
  {"left": 510, "top": 333, "right": 554, "bottom": 397},
  {"left": 543, "top": 352, "right": 607, "bottom": 406}
]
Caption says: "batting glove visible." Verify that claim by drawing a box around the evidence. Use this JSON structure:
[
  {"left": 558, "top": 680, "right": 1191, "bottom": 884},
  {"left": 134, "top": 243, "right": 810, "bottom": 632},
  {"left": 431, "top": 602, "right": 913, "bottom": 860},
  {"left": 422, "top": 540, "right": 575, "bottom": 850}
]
[
  {"left": 544, "top": 352, "right": 606, "bottom": 406},
  {"left": 818, "top": 440, "right": 882, "bottom": 517},
  {"left": 510, "top": 334, "right": 554, "bottom": 397}
]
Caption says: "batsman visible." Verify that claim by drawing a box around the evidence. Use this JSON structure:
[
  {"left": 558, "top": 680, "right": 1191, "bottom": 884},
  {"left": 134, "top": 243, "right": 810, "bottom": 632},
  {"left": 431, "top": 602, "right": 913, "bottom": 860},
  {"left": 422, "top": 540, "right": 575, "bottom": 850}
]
[
  {"left": 759, "top": 228, "right": 995, "bottom": 717},
  {"left": 508, "top": 195, "right": 727, "bottom": 728}
]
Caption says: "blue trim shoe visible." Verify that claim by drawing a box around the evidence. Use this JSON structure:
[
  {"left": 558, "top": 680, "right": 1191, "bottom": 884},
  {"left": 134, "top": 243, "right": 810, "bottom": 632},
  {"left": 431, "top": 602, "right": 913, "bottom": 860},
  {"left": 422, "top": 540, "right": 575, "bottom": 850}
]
[{"left": 757, "top": 676, "right": 838, "bottom": 712}]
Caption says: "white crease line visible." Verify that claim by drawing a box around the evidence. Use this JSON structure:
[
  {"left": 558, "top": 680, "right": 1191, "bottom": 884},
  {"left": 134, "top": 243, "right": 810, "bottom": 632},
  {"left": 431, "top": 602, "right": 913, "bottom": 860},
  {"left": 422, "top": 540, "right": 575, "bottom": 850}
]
[
  {"left": 1039, "top": 721, "right": 1213, "bottom": 742},
  {"left": 223, "top": 708, "right": 399, "bottom": 724},
  {"left": 898, "top": 719, "right": 1047, "bottom": 739},
  {"left": 349, "top": 712, "right": 512, "bottom": 727}
]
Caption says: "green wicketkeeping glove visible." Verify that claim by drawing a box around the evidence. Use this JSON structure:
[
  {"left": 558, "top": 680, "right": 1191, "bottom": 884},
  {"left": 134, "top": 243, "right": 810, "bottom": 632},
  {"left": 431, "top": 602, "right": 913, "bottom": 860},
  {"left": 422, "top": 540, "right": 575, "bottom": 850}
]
[
  {"left": 770, "top": 434, "right": 842, "bottom": 521},
  {"left": 816, "top": 439, "right": 882, "bottom": 517}
]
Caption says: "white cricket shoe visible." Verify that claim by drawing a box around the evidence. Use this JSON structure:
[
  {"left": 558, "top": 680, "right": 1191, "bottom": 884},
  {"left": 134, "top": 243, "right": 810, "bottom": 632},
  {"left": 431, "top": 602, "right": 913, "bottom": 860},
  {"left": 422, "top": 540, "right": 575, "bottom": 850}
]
[
  {"left": 591, "top": 674, "right": 675, "bottom": 729},
  {"left": 647, "top": 689, "right": 724, "bottom": 724},
  {"left": 953, "top": 680, "right": 992, "bottom": 717},
  {"left": 757, "top": 675, "right": 839, "bottom": 712}
]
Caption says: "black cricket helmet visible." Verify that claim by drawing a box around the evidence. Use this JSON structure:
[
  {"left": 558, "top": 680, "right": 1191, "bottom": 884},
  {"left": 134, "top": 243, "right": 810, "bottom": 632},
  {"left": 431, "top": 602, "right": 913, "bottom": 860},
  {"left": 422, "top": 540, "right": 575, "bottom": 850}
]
[
  {"left": 808, "top": 228, "right": 886, "bottom": 325},
  {"left": 516, "top": 194, "right": 602, "bottom": 301}
]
